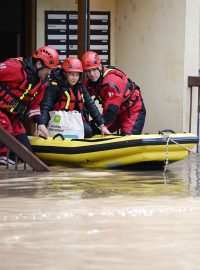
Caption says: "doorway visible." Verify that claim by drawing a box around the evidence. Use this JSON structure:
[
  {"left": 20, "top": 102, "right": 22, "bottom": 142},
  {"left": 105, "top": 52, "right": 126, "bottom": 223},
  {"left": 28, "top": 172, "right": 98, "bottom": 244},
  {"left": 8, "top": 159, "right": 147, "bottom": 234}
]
[{"left": 0, "top": 0, "right": 36, "bottom": 61}]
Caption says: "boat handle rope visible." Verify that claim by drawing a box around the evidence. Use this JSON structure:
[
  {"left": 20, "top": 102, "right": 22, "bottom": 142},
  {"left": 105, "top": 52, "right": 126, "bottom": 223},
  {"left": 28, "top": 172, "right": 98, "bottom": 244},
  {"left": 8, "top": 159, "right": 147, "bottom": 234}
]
[
  {"left": 53, "top": 133, "right": 65, "bottom": 140},
  {"left": 159, "top": 129, "right": 176, "bottom": 134},
  {"left": 159, "top": 131, "right": 200, "bottom": 172}
]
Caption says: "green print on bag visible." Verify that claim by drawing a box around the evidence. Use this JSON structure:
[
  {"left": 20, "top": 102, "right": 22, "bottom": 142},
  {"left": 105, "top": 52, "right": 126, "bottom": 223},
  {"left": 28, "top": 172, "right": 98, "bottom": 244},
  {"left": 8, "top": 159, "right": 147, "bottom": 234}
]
[
  {"left": 48, "top": 110, "right": 84, "bottom": 139},
  {"left": 54, "top": 115, "right": 61, "bottom": 123}
]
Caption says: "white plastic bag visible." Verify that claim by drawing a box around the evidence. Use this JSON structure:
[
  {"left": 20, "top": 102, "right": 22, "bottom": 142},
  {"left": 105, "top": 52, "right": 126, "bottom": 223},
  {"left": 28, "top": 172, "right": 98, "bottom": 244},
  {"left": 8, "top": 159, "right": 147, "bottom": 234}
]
[{"left": 48, "top": 110, "right": 84, "bottom": 139}]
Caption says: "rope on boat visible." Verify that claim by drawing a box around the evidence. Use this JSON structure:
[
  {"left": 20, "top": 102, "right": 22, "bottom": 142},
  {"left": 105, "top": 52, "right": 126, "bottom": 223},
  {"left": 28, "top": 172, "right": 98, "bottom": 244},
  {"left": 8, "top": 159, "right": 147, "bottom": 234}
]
[{"left": 160, "top": 131, "right": 200, "bottom": 172}]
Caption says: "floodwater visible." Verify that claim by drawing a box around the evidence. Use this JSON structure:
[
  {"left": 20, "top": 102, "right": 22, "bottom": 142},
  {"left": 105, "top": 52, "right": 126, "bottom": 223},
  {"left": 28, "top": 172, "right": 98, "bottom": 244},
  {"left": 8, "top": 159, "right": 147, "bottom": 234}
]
[{"left": 1, "top": 155, "right": 200, "bottom": 270}]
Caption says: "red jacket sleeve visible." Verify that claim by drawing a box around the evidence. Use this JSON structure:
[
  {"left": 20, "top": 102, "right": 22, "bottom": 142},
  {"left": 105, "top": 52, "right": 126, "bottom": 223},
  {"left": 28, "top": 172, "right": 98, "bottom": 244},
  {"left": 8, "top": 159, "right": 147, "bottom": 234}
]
[{"left": 0, "top": 59, "right": 24, "bottom": 86}]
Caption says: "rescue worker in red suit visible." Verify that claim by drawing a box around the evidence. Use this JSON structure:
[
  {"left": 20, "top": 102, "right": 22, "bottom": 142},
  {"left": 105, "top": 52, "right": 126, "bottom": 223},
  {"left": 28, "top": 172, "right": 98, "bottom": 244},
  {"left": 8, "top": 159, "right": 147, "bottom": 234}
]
[
  {"left": 81, "top": 51, "right": 146, "bottom": 136},
  {"left": 0, "top": 46, "right": 59, "bottom": 163},
  {"left": 39, "top": 57, "right": 111, "bottom": 138}
]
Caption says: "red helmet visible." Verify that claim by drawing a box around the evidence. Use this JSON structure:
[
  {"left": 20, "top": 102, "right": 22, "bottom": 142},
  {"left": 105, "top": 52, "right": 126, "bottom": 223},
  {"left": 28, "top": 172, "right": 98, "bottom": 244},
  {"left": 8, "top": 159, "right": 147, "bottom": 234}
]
[
  {"left": 81, "top": 51, "right": 102, "bottom": 70},
  {"left": 61, "top": 57, "right": 83, "bottom": 73},
  {"left": 33, "top": 46, "right": 59, "bottom": 68}
]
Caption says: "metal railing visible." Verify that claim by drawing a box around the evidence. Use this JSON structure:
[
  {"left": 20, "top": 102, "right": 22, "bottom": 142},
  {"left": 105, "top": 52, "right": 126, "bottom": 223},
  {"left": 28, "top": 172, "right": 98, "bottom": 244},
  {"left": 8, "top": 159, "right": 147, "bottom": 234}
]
[
  {"left": 0, "top": 126, "right": 51, "bottom": 172},
  {"left": 188, "top": 76, "right": 200, "bottom": 152}
]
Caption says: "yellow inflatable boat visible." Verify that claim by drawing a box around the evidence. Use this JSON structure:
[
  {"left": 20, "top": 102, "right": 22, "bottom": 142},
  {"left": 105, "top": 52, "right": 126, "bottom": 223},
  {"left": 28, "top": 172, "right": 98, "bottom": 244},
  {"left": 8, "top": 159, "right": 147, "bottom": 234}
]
[{"left": 29, "top": 130, "right": 198, "bottom": 169}]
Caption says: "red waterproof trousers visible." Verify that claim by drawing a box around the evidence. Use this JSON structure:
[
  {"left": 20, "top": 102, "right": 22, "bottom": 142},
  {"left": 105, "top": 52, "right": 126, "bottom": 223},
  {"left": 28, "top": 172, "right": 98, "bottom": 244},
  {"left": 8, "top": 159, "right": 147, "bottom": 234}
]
[{"left": 0, "top": 110, "right": 26, "bottom": 155}]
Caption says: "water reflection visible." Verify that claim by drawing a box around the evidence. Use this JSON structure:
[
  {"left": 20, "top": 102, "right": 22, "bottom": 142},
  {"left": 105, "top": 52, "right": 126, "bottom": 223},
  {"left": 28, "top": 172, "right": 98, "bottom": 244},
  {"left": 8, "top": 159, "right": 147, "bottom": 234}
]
[
  {"left": 1, "top": 155, "right": 200, "bottom": 269},
  {"left": 0, "top": 155, "right": 200, "bottom": 199}
]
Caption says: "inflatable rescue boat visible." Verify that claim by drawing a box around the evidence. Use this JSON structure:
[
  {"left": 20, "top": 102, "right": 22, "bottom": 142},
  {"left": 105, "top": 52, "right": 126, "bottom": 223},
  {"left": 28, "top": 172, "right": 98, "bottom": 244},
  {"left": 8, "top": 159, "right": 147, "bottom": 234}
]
[{"left": 29, "top": 130, "right": 199, "bottom": 169}]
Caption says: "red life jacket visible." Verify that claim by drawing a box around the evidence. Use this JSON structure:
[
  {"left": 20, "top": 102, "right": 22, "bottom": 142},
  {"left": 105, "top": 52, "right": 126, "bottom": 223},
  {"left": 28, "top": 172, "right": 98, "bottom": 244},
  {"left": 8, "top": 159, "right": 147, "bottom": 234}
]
[
  {"left": 0, "top": 57, "right": 41, "bottom": 114},
  {"left": 102, "top": 66, "right": 140, "bottom": 99},
  {"left": 86, "top": 66, "right": 140, "bottom": 105},
  {"left": 54, "top": 86, "right": 84, "bottom": 112}
]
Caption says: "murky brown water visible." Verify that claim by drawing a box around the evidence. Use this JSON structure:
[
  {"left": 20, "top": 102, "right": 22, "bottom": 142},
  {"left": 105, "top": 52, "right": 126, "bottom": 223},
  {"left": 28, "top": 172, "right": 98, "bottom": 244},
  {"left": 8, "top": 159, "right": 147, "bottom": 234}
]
[{"left": 1, "top": 154, "right": 200, "bottom": 270}]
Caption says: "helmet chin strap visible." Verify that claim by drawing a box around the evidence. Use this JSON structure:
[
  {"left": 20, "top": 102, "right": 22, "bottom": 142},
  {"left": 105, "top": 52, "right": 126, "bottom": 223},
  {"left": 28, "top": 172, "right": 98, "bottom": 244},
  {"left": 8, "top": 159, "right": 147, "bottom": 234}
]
[
  {"left": 41, "top": 74, "right": 51, "bottom": 85},
  {"left": 34, "top": 61, "right": 50, "bottom": 83},
  {"left": 98, "top": 65, "right": 104, "bottom": 81}
]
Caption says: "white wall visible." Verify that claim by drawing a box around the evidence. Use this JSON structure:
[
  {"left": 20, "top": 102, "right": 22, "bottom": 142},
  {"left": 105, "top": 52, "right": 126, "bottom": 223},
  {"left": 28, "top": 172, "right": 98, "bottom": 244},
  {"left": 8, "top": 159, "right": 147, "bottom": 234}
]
[
  {"left": 183, "top": 0, "right": 200, "bottom": 133},
  {"left": 115, "top": 0, "right": 200, "bottom": 133},
  {"left": 116, "top": 0, "right": 187, "bottom": 133}
]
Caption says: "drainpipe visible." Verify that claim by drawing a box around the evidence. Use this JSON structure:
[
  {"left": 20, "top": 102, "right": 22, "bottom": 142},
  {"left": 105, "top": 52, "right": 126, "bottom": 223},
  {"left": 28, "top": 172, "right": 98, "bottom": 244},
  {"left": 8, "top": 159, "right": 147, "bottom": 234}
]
[{"left": 78, "top": 0, "right": 90, "bottom": 59}]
